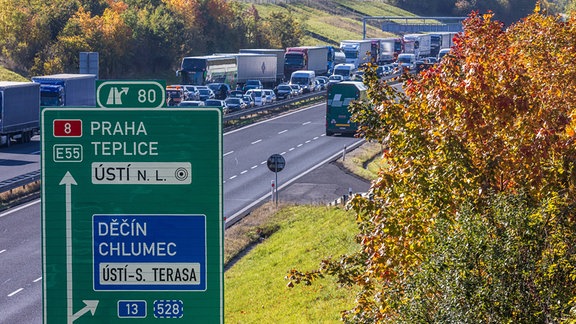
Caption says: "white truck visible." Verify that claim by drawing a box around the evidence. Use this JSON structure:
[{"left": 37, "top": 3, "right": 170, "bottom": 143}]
[
  {"left": 340, "top": 40, "right": 373, "bottom": 68},
  {"left": 0, "top": 81, "right": 40, "bottom": 146},
  {"left": 233, "top": 53, "right": 277, "bottom": 89},
  {"left": 31, "top": 73, "right": 96, "bottom": 107},
  {"left": 240, "top": 49, "right": 286, "bottom": 84},
  {"left": 403, "top": 34, "right": 432, "bottom": 59}
]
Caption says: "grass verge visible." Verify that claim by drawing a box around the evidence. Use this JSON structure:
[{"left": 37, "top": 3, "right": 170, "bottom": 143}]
[
  {"left": 339, "top": 141, "right": 385, "bottom": 181},
  {"left": 225, "top": 204, "right": 360, "bottom": 323}
]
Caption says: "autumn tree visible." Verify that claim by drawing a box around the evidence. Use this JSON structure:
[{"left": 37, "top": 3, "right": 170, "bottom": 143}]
[{"left": 288, "top": 7, "right": 576, "bottom": 323}]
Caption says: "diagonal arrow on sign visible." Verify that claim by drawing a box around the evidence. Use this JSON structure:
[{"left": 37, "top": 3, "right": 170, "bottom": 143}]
[
  {"left": 60, "top": 172, "right": 99, "bottom": 323},
  {"left": 72, "top": 300, "right": 100, "bottom": 322}
]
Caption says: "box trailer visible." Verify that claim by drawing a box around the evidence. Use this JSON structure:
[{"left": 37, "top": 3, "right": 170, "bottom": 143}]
[
  {"left": 32, "top": 73, "right": 96, "bottom": 107},
  {"left": 0, "top": 81, "right": 40, "bottom": 146}
]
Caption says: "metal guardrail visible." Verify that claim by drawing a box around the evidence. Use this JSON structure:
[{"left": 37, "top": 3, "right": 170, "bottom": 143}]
[
  {"left": 223, "top": 90, "right": 326, "bottom": 123},
  {"left": 0, "top": 170, "right": 41, "bottom": 195}
]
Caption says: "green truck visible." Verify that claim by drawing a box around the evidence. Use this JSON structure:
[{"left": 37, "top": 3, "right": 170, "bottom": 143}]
[{"left": 325, "top": 81, "right": 367, "bottom": 136}]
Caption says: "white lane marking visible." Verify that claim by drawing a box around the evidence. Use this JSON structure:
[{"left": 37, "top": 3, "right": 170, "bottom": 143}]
[
  {"left": 8, "top": 288, "right": 23, "bottom": 297},
  {"left": 229, "top": 175, "right": 237, "bottom": 180},
  {"left": 223, "top": 151, "right": 234, "bottom": 157},
  {"left": 240, "top": 170, "right": 248, "bottom": 175},
  {"left": 251, "top": 165, "right": 258, "bottom": 170},
  {"left": 313, "top": 136, "right": 319, "bottom": 140},
  {"left": 0, "top": 200, "right": 40, "bottom": 219},
  {"left": 260, "top": 161, "right": 266, "bottom": 165},
  {"left": 251, "top": 139, "right": 262, "bottom": 145},
  {"left": 289, "top": 148, "right": 295, "bottom": 151},
  {"left": 305, "top": 140, "right": 311, "bottom": 144},
  {"left": 226, "top": 138, "right": 366, "bottom": 225},
  {"left": 302, "top": 121, "right": 311, "bottom": 125},
  {"left": 0, "top": 249, "right": 5, "bottom": 254},
  {"left": 297, "top": 144, "right": 303, "bottom": 147},
  {"left": 281, "top": 152, "right": 287, "bottom": 155},
  {"left": 33, "top": 277, "right": 42, "bottom": 283},
  {"left": 278, "top": 130, "right": 288, "bottom": 134}
]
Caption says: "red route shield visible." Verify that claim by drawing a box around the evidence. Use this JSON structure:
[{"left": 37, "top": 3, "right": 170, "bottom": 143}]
[{"left": 53, "top": 119, "right": 82, "bottom": 137}]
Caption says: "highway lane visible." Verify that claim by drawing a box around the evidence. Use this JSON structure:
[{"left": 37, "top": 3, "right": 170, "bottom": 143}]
[
  {"left": 223, "top": 103, "right": 362, "bottom": 224},
  {"left": 0, "top": 201, "right": 42, "bottom": 324},
  {"left": 0, "top": 136, "right": 41, "bottom": 183}
]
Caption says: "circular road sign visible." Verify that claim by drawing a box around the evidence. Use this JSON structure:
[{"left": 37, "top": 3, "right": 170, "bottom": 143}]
[{"left": 267, "top": 154, "right": 286, "bottom": 172}]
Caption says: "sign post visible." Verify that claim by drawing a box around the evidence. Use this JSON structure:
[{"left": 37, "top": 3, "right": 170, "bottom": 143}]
[
  {"left": 41, "top": 108, "right": 223, "bottom": 323},
  {"left": 266, "top": 154, "right": 286, "bottom": 205}
]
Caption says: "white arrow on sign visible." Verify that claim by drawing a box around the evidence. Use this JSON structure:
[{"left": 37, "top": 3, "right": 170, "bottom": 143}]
[
  {"left": 72, "top": 300, "right": 100, "bottom": 322},
  {"left": 60, "top": 172, "right": 99, "bottom": 323}
]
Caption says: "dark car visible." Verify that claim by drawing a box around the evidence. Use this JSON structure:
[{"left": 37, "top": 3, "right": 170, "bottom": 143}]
[
  {"left": 242, "top": 80, "right": 263, "bottom": 92},
  {"left": 274, "top": 84, "right": 293, "bottom": 100},
  {"left": 197, "top": 88, "right": 215, "bottom": 101},
  {"left": 207, "top": 83, "right": 231, "bottom": 100},
  {"left": 224, "top": 97, "right": 246, "bottom": 112},
  {"left": 230, "top": 90, "right": 244, "bottom": 98}
]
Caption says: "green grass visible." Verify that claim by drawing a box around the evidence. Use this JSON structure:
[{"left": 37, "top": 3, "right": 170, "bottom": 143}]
[
  {"left": 251, "top": 1, "right": 408, "bottom": 45},
  {"left": 0, "top": 66, "right": 29, "bottom": 81},
  {"left": 225, "top": 205, "right": 360, "bottom": 323}
]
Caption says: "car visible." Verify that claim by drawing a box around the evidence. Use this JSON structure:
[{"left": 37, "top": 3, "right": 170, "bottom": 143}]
[
  {"left": 242, "top": 80, "right": 263, "bottom": 92},
  {"left": 229, "top": 90, "right": 244, "bottom": 98},
  {"left": 182, "top": 85, "right": 200, "bottom": 100},
  {"left": 262, "top": 89, "right": 276, "bottom": 103},
  {"left": 224, "top": 97, "right": 246, "bottom": 112},
  {"left": 245, "top": 89, "right": 267, "bottom": 106},
  {"left": 274, "top": 84, "right": 293, "bottom": 100},
  {"left": 178, "top": 100, "right": 204, "bottom": 107},
  {"left": 314, "top": 79, "right": 323, "bottom": 91},
  {"left": 241, "top": 95, "right": 255, "bottom": 108},
  {"left": 204, "top": 99, "right": 225, "bottom": 107},
  {"left": 166, "top": 85, "right": 185, "bottom": 106},
  {"left": 288, "top": 84, "right": 303, "bottom": 96},
  {"left": 197, "top": 88, "right": 215, "bottom": 101},
  {"left": 207, "top": 82, "right": 231, "bottom": 99},
  {"left": 316, "top": 76, "right": 328, "bottom": 90},
  {"left": 327, "top": 74, "right": 344, "bottom": 85},
  {"left": 438, "top": 48, "right": 451, "bottom": 61},
  {"left": 377, "top": 65, "right": 393, "bottom": 77},
  {"left": 204, "top": 98, "right": 228, "bottom": 113}
]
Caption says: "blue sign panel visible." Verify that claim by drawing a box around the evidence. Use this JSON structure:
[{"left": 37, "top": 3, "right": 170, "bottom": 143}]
[
  {"left": 93, "top": 214, "right": 206, "bottom": 291},
  {"left": 118, "top": 300, "right": 147, "bottom": 318}
]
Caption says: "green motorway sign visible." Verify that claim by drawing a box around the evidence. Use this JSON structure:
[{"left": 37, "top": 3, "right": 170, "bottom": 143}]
[
  {"left": 96, "top": 81, "right": 166, "bottom": 108},
  {"left": 41, "top": 108, "right": 223, "bottom": 323}
]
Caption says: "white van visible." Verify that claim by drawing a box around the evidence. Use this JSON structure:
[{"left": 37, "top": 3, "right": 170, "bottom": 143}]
[
  {"left": 290, "top": 70, "right": 316, "bottom": 93},
  {"left": 332, "top": 63, "right": 356, "bottom": 81}
]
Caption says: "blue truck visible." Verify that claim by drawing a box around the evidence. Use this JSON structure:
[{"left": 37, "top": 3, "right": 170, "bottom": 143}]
[
  {"left": 0, "top": 81, "right": 40, "bottom": 146},
  {"left": 31, "top": 73, "right": 96, "bottom": 107}
]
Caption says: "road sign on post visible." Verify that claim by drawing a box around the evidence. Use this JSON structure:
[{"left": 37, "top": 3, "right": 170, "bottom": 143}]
[
  {"left": 267, "top": 154, "right": 286, "bottom": 205},
  {"left": 96, "top": 80, "right": 166, "bottom": 108},
  {"left": 41, "top": 108, "right": 223, "bottom": 323}
]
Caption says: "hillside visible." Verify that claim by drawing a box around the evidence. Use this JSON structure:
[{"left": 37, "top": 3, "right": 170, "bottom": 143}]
[{"left": 250, "top": 0, "right": 416, "bottom": 45}]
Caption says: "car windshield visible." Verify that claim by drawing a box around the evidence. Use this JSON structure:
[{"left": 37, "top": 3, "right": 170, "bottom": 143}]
[
  {"left": 225, "top": 98, "right": 241, "bottom": 104},
  {"left": 278, "top": 86, "right": 291, "bottom": 90},
  {"left": 198, "top": 89, "right": 211, "bottom": 95},
  {"left": 205, "top": 100, "right": 221, "bottom": 106}
]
